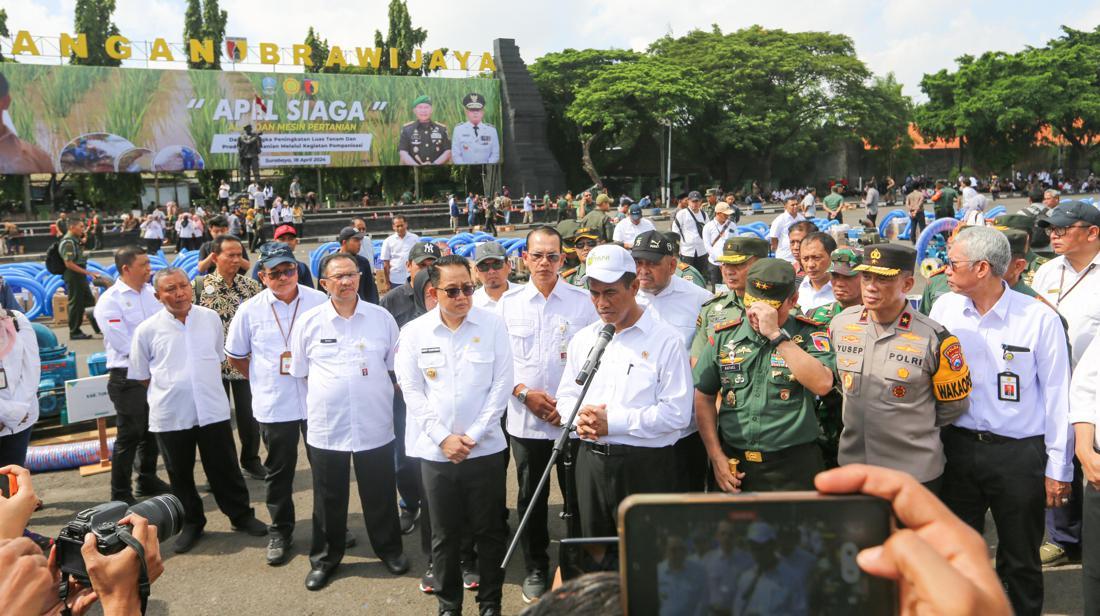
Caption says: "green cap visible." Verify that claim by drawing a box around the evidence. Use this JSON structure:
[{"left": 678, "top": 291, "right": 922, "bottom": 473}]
[
  {"left": 573, "top": 227, "right": 599, "bottom": 241},
  {"left": 828, "top": 248, "right": 862, "bottom": 276},
  {"left": 717, "top": 237, "right": 769, "bottom": 264},
  {"left": 1001, "top": 229, "right": 1029, "bottom": 256},
  {"left": 594, "top": 193, "right": 611, "bottom": 205},
  {"left": 854, "top": 244, "right": 916, "bottom": 276},
  {"left": 411, "top": 95, "right": 432, "bottom": 108},
  {"left": 744, "top": 258, "right": 796, "bottom": 308},
  {"left": 993, "top": 214, "right": 1035, "bottom": 232}
]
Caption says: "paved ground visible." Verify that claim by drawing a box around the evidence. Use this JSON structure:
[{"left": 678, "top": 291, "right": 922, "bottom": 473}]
[{"left": 22, "top": 195, "right": 1089, "bottom": 615}]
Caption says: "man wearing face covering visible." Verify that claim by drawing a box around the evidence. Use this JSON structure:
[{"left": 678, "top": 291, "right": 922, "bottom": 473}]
[{"left": 0, "top": 310, "right": 39, "bottom": 467}]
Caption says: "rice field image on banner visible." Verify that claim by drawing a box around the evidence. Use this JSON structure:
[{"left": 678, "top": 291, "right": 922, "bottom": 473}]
[{"left": 0, "top": 63, "right": 503, "bottom": 174}]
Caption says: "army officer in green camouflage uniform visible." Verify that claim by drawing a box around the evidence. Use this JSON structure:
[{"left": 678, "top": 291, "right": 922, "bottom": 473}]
[
  {"left": 689, "top": 237, "right": 769, "bottom": 364},
  {"left": 398, "top": 95, "right": 452, "bottom": 165},
  {"left": 693, "top": 258, "right": 836, "bottom": 493}
]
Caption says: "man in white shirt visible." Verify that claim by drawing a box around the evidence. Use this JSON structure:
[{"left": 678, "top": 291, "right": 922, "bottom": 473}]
[
  {"left": 380, "top": 215, "right": 420, "bottom": 290},
  {"left": 1070, "top": 335, "right": 1100, "bottom": 612},
  {"left": 395, "top": 254, "right": 513, "bottom": 616},
  {"left": 1032, "top": 201, "right": 1100, "bottom": 566},
  {"left": 612, "top": 204, "right": 655, "bottom": 249},
  {"left": 472, "top": 242, "right": 518, "bottom": 309},
  {"left": 226, "top": 243, "right": 328, "bottom": 567},
  {"left": 702, "top": 203, "right": 737, "bottom": 286},
  {"left": 218, "top": 180, "right": 231, "bottom": 208},
  {"left": 129, "top": 267, "right": 267, "bottom": 554},
  {"left": 796, "top": 232, "right": 837, "bottom": 313},
  {"left": 631, "top": 231, "right": 711, "bottom": 493},
  {"left": 767, "top": 199, "right": 805, "bottom": 264},
  {"left": 800, "top": 187, "right": 817, "bottom": 219},
  {"left": 289, "top": 252, "right": 409, "bottom": 590},
  {"left": 495, "top": 227, "right": 597, "bottom": 602},
  {"left": 556, "top": 244, "right": 693, "bottom": 537},
  {"left": 93, "top": 246, "right": 171, "bottom": 503},
  {"left": 0, "top": 309, "right": 39, "bottom": 467},
  {"left": 522, "top": 193, "right": 534, "bottom": 224},
  {"left": 929, "top": 226, "right": 1072, "bottom": 616},
  {"left": 140, "top": 210, "right": 164, "bottom": 256},
  {"left": 674, "top": 191, "right": 709, "bottom": 274}
]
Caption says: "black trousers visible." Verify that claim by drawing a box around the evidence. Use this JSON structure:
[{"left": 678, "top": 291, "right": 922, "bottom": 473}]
[
  {"left": 144, "top": 238, "right": 162, "bottom": 256},
  {"left": 409, "top": 460, "right": 476, "bottom": 563},
  {"left": 718, "top": 440, "right": 824, "bottom": 492},
  {"left": 674, "top": 431, "right": 708, "bottom": 492},
  {"left": 941, "top": 427, "right": 1045, "bottom": 616},
  {"left": 224, "top": 379, "right": 261, "bottom": 468},
  {"left": 1084, "top": 483, "right": 1100, "bottom": 616},
  {"left": 421, "top": 451, "right": 508, "bottom": 611},
  {"left": 258, "top": 420, "right": 306, "bottom": 539},
  {"left": 107, "top": 369, "right": 161, "bottom": 500},
  {"left": 576, "top": 441, "right": 677, "bottom": 537},
  {"left": 155, "top": 420, "right": 255, "bottom": 529},
  {"left": 0, "top": 426, "right": 33, "bottom": 468},
  {"left": 511, "top": 436, "right": 568, "bottom": 574},
  {"left": 1046, "top": 457, "right": 1084, "bottom": 553},
  {"left": 308, "top": 441, "right": 403, "bottom": 570},
  {"left": 392, "top": 391, "right": 420, "bottom": 513},
  {"left": 909, "top": 212, "right": 928, "bottom": 244}
]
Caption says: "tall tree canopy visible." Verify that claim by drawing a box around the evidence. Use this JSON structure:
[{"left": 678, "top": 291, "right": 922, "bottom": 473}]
[{"left": 71, "top": 0, "right": 121, "bottom": 67}]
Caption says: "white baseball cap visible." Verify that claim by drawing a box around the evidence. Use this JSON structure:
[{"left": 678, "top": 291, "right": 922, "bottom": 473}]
[{"left": 585, "top": 244, "right": 636, "bottom": 283}]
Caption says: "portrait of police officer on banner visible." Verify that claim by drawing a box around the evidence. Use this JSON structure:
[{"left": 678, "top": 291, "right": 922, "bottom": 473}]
[
  {"left": 399, "top": 95, "right": 452, "bottom": 166},
  {"left": 451, "top": 93, "right": 500, "bottom": 165}
]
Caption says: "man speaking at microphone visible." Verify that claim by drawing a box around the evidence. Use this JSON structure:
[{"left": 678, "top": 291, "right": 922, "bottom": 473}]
[{"left": 556, "top": 244, "right": 693, "bottom": 538}]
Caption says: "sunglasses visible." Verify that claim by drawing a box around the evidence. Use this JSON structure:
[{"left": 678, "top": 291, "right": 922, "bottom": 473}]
[
  {"left": 440, "top": 284, "right": 476, "bottom": 298},
  {"left": 264, "top": 266, "right": 298, "bottom": 280},
  {"left": 527, "top": 252, "right": 562, "bottom": 263},
  {"left": 574, "top": 240, "right": 598, "bottom": 250},
  {"left": 476, "top": 260, "right": 505, "bottom": 272}
]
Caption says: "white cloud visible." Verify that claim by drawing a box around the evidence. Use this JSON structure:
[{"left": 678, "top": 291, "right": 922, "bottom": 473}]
[{"left": 5, "top": 0, "right": 1097, "bottom": 99}]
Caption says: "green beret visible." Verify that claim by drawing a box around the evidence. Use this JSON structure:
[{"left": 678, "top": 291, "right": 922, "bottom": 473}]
[
  {"left": 718, "top": 237, "right": 769, "bottom": 264},
  {"left": 745, "top": 258, "right": 796, "bottom": 307},
  {"left": 411, "top": 95, "right": 432, "bottom": 108},
  {"left": 1001, "top": 229, "right": 1029, "bottom": 256},
  {"left": 994, "top": 214, "right": 1035, "bottom": 232}
]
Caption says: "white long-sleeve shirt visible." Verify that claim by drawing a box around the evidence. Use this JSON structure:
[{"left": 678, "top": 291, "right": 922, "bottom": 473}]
[
  {"left": 0, "top": 311, "right": 39, "bottom": 436},
  {"left": 702, "top": 218, "right": 735, "bottom": 265},
  {"left": 93, "top": 281, "right": 161, "bottom": 370},
  {"left": 555, "top": 309, "right": 692, "bottom": 448},
  {"left": 674, "top": 208, "right": 708, "bottom": 257},
  {"left": 767, "top": 211, "right": 804, "bottom": 263},
  {"left": 930, "top": 285, "right": 1074, "bottom": 481},
  {"left": 1030, "top": 251, "right": 1100, "bottom": 367},
  {"left": 495, "top": 280, "right": 598, "bottom": 440},
  {"left": 394, "top": 306, "right": 513, "bottom": 462},
  {"left": 1070, "top": 334, "right": 1100, "bottom": 450}
]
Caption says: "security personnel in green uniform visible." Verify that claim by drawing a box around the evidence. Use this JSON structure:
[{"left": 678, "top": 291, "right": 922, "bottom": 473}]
[
  {"left": 931, "top": 180, "right": 957, "bottom": 220},
  {"left": 562, "top": 227, "right": 599, "bottom": 286},
  {"left": 663, "top": 232, "right": 707, "bottom": 289},
  {"left": 993, "top": 214, "right": 1049, "bottom": 287},
  {"left": 578, "top": 194, "right": 615, "bottom": 242},
  {"left": 689, "top": 237, "right": 769, "bottom": 363},
  {"left": 58, "top": 219, "right": 103, "bottom": 340},
  {"left": 693, "top": 258, "right": 836, "bottom": 493},
  {"left": 703, "top": 188, "right": 721, "bottom": 219},
  {"left": 807, "top": 247, "right": 864, "bottom": 467},
  {"left": 398, "top": 95, "right": 452, "bottom": 165}
]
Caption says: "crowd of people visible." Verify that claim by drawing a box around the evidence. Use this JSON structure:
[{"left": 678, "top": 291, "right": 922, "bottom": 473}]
[{"left": 0, "top": 178, "right": 1097, "bottom": 615}]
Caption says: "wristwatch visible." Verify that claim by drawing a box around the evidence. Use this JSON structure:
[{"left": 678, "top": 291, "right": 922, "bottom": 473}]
[
  {"left": 768, "top": 329, "right": 791, "bottom": 348},
  {"left": 516, "top": 388, "right": 530, "bottom": 404}
]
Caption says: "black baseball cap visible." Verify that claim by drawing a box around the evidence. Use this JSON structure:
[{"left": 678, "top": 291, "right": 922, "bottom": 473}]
[
  {"left": 338, "top": 226, "right": 365, "bottom": 242},
  {"left": 631, "top": 230, "right": 674, "bottom": 261},
  {"left": 410, "top": 242, "right": 442, "bottom": 264},
  {"left": 687, "top": 190, "right": 702, "bottom": 201},
  {"left": 259, "top": 242, "right": 297, "bottom": 269},
  {"left": 1037, "top": 201, "right": 1100, "bottom": 228}
]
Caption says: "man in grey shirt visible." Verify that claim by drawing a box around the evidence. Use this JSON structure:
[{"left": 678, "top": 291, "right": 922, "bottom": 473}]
[{"left": 863, "top": 184, "right": 881, "bottom": 227}]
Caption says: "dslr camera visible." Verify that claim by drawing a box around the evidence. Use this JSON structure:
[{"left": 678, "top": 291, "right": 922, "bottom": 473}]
[{"left": 55, "top": 495, "right": 183, "bottom": 585}]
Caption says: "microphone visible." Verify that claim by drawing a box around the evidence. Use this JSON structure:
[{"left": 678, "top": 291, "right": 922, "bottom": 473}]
[{"left": 575, "top": 323, "right": 616, "bottom": 385}]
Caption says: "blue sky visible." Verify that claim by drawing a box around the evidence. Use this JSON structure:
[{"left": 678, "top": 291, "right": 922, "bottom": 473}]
[{"left": 6, "top": 0, "right": 1100, "bottom": 98}]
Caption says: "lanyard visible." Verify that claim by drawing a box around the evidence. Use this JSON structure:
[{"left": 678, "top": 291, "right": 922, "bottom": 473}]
[
  {"left": 270, "top": 297, "right": 302, "bottom": 350},
  {"left": 1056, "top": 263, "right": 1096, "bottom": 306}
]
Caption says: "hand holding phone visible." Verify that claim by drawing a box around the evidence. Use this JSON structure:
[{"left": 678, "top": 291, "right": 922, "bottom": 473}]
[
  {"left": 815, "top": 464, "right": 1012, "bottom": 616},
  {"left": 0, "top": 465, "right": 38, "bottom": 540}
]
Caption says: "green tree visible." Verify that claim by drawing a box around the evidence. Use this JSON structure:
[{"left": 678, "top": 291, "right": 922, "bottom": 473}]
[
  {"left": 1033, "top": 26, "right": 1100, "bottom": 175},
  {"left": 0, "top": 9, "right": 9, "bottom": 62},
  {"left": 183, "top": 0, "right": 204, "bottom": 69},
  {"left": 71, "top": 0, "right": 122, "bottom": 67},
  {"left": 372, "top": 0, "right": 429, "bottom": 76},
  {"left": 304, "top": 27, "right": 334, "bottom": 73},
  {"left": 200, "top": 0, "right": 227, "bottom": 69},
  {"left": 566, "top": 56, "right": 713, "bottom": 185},
  {"left": 852, "top": 73, "right": 914, "bottom": 177}
]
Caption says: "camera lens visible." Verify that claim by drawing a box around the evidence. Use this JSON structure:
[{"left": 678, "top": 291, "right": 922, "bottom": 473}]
[{"left": 126, "top": 494, "right": 184, "bottom": 540}]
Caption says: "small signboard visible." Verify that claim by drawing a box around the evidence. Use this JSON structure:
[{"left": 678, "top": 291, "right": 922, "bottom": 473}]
[{"left": 64, "top": 375, "right": 115, "bottom": 424}]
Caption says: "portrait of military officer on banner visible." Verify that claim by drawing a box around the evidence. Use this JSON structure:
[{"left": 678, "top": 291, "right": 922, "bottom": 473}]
[
  {"left": 398, "top": 95, "right": 452, "bottom": 166},
  {"left": 451, "top": 92, "right": 500, "bottom": 165}
]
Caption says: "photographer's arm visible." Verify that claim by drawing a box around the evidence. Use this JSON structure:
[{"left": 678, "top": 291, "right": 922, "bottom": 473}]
[{"left": 0, "top": 465, "right": 37, "bottom": 539}]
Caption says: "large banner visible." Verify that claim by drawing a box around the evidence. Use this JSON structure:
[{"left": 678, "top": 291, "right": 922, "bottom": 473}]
[{"left": 0, "top": 63, "right": 502, "bottom": 174}]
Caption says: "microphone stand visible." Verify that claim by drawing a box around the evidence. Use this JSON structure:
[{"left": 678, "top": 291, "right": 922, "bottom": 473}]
[{"left": 501, "top": 357, "right": 601, "bottom": 569}]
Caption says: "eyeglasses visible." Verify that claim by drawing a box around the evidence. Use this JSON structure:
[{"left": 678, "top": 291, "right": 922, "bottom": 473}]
[
  {"left": 1047, "top": 224, "right": 1090, "bottom": 238},
  {"left": 326, "top": 272, "right": 360, "bottom": 283},
  {"left": 574, "top": 240, "right": 598, "bottom": 250},
  {"left": 527, "top": 252, "right": 562, "bottom": 263},
  {"left": 265, "top": 266, "right": 298, "bottom": 280},
  {"left": 476, "top": 260, "right": 506, "bottom": 272},
  {"left": 946, "top": 259, "right": 976, "bottom": 270},
  {"left": 440, "top": 283, "right": 476, "bottom": 298}
]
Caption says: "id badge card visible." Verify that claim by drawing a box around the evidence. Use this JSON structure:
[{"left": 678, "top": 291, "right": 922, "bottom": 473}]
[
  {"left": 997, "top": 371, "right": 1020, "bottom": 402},
  {"left": 279, "top": 352, "right": 292, "bottom": 376},
  {"left": 0, "top": 368, "right": 7, "bottom": 390}
]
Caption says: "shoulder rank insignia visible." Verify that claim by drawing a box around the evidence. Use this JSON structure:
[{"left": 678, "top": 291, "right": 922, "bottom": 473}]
[
  {"left": 794, "top": 314, "right": 823, "bottom": 327},
  {"left": 714, "top": 319, "right": 742, "bottom": 332}
]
